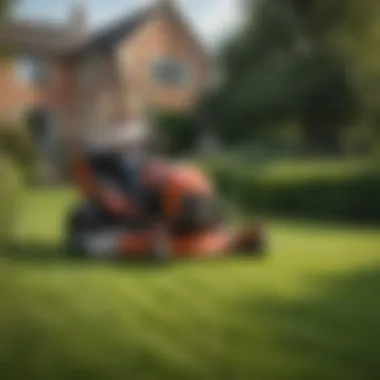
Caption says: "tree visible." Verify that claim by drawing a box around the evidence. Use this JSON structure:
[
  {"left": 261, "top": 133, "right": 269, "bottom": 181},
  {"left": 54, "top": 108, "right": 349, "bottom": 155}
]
[
  {"left": 335, "top": 0, "right": 380, "bottom": 152},
  {"left": 204, "top": 0, "right": 361, "bottom": 153},
  {"left": 0, "top": 0, "right": 11, "bottom": 15}
]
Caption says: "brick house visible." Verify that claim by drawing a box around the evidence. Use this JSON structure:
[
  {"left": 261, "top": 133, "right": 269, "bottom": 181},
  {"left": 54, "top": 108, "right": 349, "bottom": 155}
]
[{"left": 0, "top": 0, "right": 212, "bottom": 164}]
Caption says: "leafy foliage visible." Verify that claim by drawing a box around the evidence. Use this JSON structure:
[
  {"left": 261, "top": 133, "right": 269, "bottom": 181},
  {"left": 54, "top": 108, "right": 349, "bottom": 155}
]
[
  {"left": 204, "top": 0, "right": 378, "bottom": 153},
  {"left": 0, "top": 155, "right": 21, "bottom": 249},
  {"left": 0, "top": 123, "right": 37, "bottom": 248},
  {"left": 155, "top": 112, "right": 200, "bottom": 156},
  {"left": 206, "top": 158, "right": 380, "bottom": 223},
  {"left": 0, "top": 123, "right": 38, "bottom": 170}
]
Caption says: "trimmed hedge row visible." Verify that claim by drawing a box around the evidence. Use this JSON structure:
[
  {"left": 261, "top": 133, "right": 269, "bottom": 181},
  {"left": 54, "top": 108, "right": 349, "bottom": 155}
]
[
  {"left": 0, "top": 123, "right": 37, "bottom": 248},
  {"left": 206, "top": 165, "right": 380, "bottom": 223},
  {"left": 0, "top": 155, "right": 22, "bottom": 249}
]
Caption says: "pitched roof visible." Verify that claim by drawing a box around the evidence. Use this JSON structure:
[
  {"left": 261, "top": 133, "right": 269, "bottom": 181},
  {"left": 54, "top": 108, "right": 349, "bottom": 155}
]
[
  {"left": 0, "top": 20, "right": 78, "bottom": 56},
  {"left": 0, "top": 4, "right": 156, "bottom": 58},
  {"left": 66, "top": 6, "right": 155, "bottom": 58},
  {"left": 0, "top": 2, "right": 208, "bottom": 61}
]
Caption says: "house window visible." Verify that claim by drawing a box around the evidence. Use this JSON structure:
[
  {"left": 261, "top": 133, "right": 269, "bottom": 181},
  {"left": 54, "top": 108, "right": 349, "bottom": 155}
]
[
  {"left": 15, "top": 56, "right": 51, "bottom": 87},
  {"left": 152, "top": 58, "right": 190, "bottom": 86}
]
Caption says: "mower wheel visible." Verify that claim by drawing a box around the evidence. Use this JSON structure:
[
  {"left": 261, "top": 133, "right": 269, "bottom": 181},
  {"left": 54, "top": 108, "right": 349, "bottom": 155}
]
[
  {"left": 234, "top": 223, "right": 268, "bottom": 258},
  {"left": 64, "top": 202, "right": 100, "bottom": 258}
]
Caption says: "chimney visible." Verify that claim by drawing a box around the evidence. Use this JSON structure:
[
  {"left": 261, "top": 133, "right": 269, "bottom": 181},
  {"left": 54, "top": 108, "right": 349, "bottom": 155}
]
[{"left": 69, "top": 0, "right": 87, "bottom": 38}]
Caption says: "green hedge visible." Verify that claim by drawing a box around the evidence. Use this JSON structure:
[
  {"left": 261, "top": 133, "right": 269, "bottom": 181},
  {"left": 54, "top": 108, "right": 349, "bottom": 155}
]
[
  {"left": 155, "top": 112, "right": 199, "bottom": 156},
  {"left": 0, "top": 123, "right": 37, "bottom": 248},
  {"left": 0, "top": 123, "right": 38, "bottom": 181},
  {"left": 206, "top": 164, "right": 380, "bottom": 223},
  {"left": 0, "top": 155, "right": 22, "bottom": 250}
]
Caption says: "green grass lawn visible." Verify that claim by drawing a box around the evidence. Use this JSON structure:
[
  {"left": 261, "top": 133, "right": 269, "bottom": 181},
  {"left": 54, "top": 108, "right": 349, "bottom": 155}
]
[{"left": 1, "top": 189, "right": 380, "bottom": 380}]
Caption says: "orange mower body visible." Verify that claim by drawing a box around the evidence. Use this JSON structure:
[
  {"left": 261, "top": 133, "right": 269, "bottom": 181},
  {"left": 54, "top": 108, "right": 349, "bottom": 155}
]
[{"left": 66, "top": 152, "right": 266, "bottom": 261}]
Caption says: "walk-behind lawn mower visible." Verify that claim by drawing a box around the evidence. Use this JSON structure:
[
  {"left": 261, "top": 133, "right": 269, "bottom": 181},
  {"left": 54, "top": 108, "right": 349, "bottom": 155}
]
[{"left": 65, "top": 149, "right": 267, "bottom": 263}]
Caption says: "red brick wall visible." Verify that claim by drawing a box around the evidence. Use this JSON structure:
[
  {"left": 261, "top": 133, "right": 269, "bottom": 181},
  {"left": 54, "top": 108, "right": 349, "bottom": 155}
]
[
  {"left": 0, "top": 59, "right": 45, "bottom": 120},
  {"left": 55, "top": 61, "right": 79, "bottom": 138},
  {"left": 117, "top": 7, "right": 210, "bottom": 114},
  {"left": 67, "top": 54, "right": 124, "bottom": 139},
  {"left": 0, "top": 57, "right": 70, "bottom": 124},
  {"left": 0, "top": 7, "right": 211, "bottom": 134}
]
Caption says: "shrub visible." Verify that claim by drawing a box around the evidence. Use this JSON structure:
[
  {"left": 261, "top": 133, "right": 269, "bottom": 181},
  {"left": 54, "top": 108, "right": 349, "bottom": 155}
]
[
  {"left": 206, "top": 162, "right": 380, "bottom": 223},
  {"left": 155, "top": 112, "right": 200, "bottom": 156},
  {"left": 0, "top": 122, "right": 38, "bottom": 181},
  {"left": 0, "top": 155, "right": 22, "bottom": 250},
  {"left": 0, "top": 122, "right": 38, "bottom": 248}
]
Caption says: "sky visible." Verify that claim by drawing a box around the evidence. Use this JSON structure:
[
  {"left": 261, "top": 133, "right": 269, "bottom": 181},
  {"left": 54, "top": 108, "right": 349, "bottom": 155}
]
[{"left": 13, "top": 0, "right": 246, "bottom": 50}]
